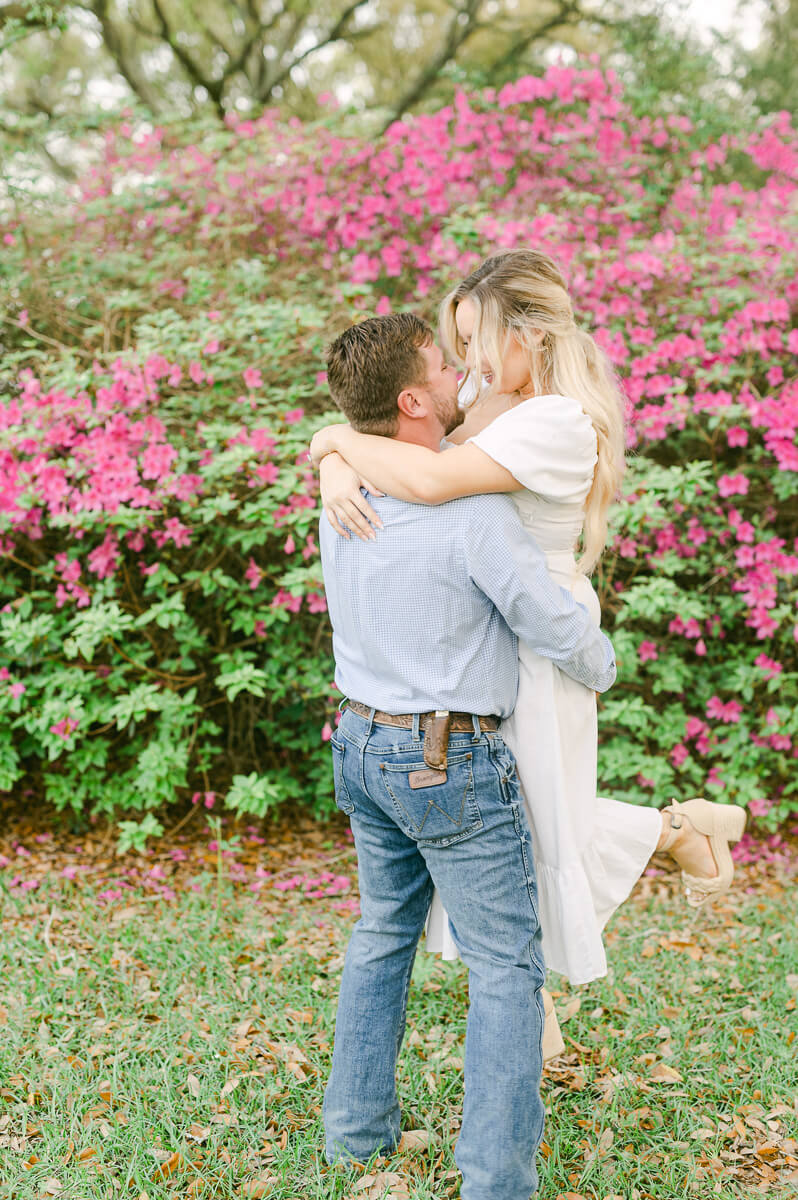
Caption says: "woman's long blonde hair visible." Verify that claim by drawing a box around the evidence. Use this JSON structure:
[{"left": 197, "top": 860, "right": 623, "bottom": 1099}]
[{"left": 439, "top": 249, "right": 626, "bottom": 574}]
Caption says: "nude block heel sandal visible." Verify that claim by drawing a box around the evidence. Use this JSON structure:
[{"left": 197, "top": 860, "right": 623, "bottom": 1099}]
[
  {"left": 664, "top": 797, "right": 747, "bottom": 908},
  {"left": 542, "top": 987, "right": 565, "bottom": 1062}
]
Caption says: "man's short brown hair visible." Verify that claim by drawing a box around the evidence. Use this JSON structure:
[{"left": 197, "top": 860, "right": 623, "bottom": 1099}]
[{"left": 326, "top": 313, "right": 433, "bottom": 435}]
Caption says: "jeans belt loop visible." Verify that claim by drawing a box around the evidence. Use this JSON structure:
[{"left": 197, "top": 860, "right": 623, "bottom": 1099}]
[
  {"left": 471, "top": 713, "right": 482, "bottom": 742},
  {"left": 366, "top": 706, "right": 376, "bottom": 735},
  {"left": 412, "top": 713, "right": 421, "bottom": 742}
]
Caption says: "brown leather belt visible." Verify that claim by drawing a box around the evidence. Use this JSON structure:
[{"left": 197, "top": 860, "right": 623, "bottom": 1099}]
[{"left": 345, "top": 699, "right": 499, "bottom": 732}]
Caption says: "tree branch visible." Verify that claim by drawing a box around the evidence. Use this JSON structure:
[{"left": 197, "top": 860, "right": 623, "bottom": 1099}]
[
  {"left": 258, "top": 0, "right": 373, "bottom": 99},
  {"left": 380, "top": 0, "right": 484, "bottom": 131},
  {"left": 149, "top": 0, "right": 225, "bottom": 113},
  {"left": 488, "top": 3, "right": 580, "bottom": 76},
  {"left": 85, "top": 0, "right": 165, "bottom": 114}
]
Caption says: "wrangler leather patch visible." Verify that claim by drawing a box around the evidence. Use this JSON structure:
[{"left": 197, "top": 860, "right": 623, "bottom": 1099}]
[{"left": 408, "top": 768, "right": 448, "bottom": 790}]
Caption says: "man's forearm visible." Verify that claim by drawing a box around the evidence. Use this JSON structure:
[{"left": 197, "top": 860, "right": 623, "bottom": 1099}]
[{"left": 468, "top": 508, "right": 617, "bottom": 692}]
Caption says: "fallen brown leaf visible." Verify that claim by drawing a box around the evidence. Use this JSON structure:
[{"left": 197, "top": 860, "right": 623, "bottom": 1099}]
[
  {"left": 239, "top": 1176, "right": 279, "bottom": 1198},
  {"left": 397, "top": 1129, "right": 434, "bottom": 1153},
  {"left": 149, "top": 1150, "right": 184, "bottom": 1181},
  {"left": 348, "top": 1171, "right": 411, "bottom": 1199},
  {"left": 650, "top": 1063, "right": 683, "bottom": 1083}
]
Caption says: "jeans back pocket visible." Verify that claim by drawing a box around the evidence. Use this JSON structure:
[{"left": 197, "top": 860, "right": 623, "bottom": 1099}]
[
  {"left": 377, "top": 750, "right": 482, "bottom": 847},
  {"left": 331, "top": 737, "right": 355, "bottom": 815}
]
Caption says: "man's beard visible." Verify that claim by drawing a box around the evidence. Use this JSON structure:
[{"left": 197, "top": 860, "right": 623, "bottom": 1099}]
[{"left": 434, "top": 393, "right": 465, "bottom": 437}]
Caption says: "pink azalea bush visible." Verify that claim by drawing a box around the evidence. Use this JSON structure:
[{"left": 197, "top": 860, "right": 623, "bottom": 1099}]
[{"left": 0, "top": 63, "right": 796, "bottom": 831}]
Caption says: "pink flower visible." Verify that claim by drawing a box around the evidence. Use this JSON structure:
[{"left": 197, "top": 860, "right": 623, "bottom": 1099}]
[
  {"left": 141, "top": 442, "right": 177, "bottom": 480},
  {"left": 202, "top": 339, "right": 220, "bottom": 356},
  {"left": 717, "top": 473, "right": 749, "bottom": 497},
  {"left": 271, "top": 589, "right": 302, "bottom": 613},
  {"left": 375, "top": 296, "right": 392, "bottom": 315},
  {"left": 253, "top": 463, "right": 279, "bottom": 485},
  {"left": 284, "top": 409, "right": 304, "bottom": 425},
  {"left": 284, "top": 535, "right": 296, "bottom": 554},
  {"left": 8, "top": 682, "right": 26, "bottom": 698},
  {"left": 87, "top": 532, "right": 120, "bottom": 579},
  {"left": 50, "top": 716, "right": 80, "bottom": 739},
  {"left": 245, "top": 558, "right": 263, "bottom": 590},
  {"left": 726, "top": 426, "right": 748, "bottom": 447},
  {"left": 754, "top": 653, "right": 782, "bottom": 679},
  {"left": 638, "top": 640, "right": 658, "bottom": 662},
  {"left": 670, "top": 744, "right": 689, "bottom": 767},
  {"left": 163, "top": 518, "right": 192, "bottom": 547},
  {"left": 705, "top": 696, "right": 743, "bottom": 723}
]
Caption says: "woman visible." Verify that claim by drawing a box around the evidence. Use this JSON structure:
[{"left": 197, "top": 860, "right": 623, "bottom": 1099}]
[{"left": 310, "top": 250, "right": 746, "bottom": 1045}]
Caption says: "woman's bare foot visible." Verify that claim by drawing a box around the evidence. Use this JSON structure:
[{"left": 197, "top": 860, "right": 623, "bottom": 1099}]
[{"left": 657, "top": 811, "right": 718, "bottom": 880}]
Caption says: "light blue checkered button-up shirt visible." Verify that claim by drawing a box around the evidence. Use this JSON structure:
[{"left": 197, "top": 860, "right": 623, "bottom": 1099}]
[{"left": 320, "top": 491, "right": 616, "bottom": 717}]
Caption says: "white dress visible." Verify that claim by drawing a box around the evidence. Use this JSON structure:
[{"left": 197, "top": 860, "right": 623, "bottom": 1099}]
[{"left": 424, "top": 393, "right": 661, "bottom": 986}]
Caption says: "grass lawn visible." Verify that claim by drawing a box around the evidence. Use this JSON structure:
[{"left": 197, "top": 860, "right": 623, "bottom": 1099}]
[{"left": 0, "top": 806, "right": 796, "bottom": 1200}]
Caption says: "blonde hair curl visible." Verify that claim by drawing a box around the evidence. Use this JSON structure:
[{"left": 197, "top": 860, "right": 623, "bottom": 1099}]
[{"left": 439, "top": 249, "right": 626, "bottom": 573}]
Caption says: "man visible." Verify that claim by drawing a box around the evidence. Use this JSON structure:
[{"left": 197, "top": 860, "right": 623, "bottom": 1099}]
[{"left": 318, "top": 313, "right": 615, "bottom": 1200}]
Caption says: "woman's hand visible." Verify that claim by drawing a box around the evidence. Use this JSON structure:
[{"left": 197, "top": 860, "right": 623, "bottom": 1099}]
[
  {"left": 310, "top": 424, "right": 346, "bottom": 467},
  {"left": 320, "top": 453, "right": 385, "bottom": 541}
]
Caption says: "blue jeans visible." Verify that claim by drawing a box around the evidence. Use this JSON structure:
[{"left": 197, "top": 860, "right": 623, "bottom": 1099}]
[{"left": 322, "top": 705, "right": 545, "bottom": 1200}]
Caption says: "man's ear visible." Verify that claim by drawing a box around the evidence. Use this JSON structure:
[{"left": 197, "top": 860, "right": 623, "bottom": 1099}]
[{"left": 396, "top": 387, "right": 427, "bottom": 420}]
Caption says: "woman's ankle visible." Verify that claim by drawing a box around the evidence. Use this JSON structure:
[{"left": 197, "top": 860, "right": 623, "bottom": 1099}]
[{"left": 657, "top": 810, "right": 684, "bottom": 854}]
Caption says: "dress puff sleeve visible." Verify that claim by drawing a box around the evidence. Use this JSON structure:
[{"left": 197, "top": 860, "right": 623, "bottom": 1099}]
[{"left": 469, "top": 393, "right": 598, "bottom": 505}]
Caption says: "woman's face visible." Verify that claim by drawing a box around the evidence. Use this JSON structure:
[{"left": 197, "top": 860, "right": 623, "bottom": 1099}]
[{"left": 454, "top": 297, "right": 533, "bottom": 395}]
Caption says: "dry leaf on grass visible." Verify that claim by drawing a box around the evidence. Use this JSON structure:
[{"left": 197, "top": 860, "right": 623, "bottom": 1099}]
[
  {"left": 397, "top": 1129, "right": 434, "bottom": 1153},
  {"left": 560, "top": 997, "right": 581, "bottom": 1021},
  {"left": 650, "top": 1063, "right": 683, "bottom": 1083},
  {"left": 239, "top": 1176, "right": 279, "bottom": 1197},
  {"left": 348, "top": 1170, "right": 411, "bottom": 1199},
  {"left": 149, "top": 1151, "right": 184, "bottom": 1181},
  {"left": 597, "top": 1127, "right": 614, "bottom": 1154},
  {"left": 40, "top": 1181, "right": 63, "bottom": 1196},
  {"left": 187, "top": 1073, "right": 201, "bottom": 1097}
]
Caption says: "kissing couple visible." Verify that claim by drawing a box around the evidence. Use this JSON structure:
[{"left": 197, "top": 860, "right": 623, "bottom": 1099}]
[{"left": 312, "top": 248, "right": 746, "bottom": 1198}]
